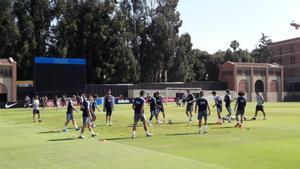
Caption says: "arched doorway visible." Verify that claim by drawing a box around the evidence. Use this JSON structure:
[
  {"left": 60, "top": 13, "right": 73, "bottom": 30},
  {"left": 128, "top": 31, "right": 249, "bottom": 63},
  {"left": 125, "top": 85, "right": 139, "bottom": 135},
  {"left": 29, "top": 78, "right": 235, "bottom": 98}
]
[
  {"left": 238, "top": 79, "right": 249, "bottom": 93},
  {"left": 0, "top": 83, "right": 8, "bottom": 102},
  {"left": 255, "top": 80, "right": 264, "bottom": 92},
  {"left": 270, "top": 80, "right": 279, "bottom": 92}
]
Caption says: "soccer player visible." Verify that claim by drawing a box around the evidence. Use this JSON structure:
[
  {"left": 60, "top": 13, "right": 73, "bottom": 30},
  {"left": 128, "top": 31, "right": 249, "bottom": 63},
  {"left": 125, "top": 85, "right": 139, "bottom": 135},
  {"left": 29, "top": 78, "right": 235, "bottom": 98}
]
[
  {"left": 252, "top": 91, "right": 266, "bottom": 120},
  {"left": 194, "top": 91, "right": 211, "bottom": 134},
  {"left": 155, "top": 91, "right": 167, "bottom": 123},
  {"left": 186, "top": 90, "right": 195, "bottom": 123},
  {"left": 24, "top": 95, "right": 31, "bottom": 110},
  {"left": 132, "top": 91, "right": 152, "bottom": 138},
  {"left": 223, "top": 89, "right": 235, "bottom": 123},
  {"left": 53, "top": 95, "right": 58, "bottom": 111},
  {"left": 103, "top": 89, "right": 114, "bottom": 126},
  {"left": 63, "top": 95, "right": 80, "bottom": 132},
  {"left": 32, "top": 95, "right": 42, "bottom": 123},
  {"left": 90, "top": 95, "right": 101, "bottom": 128},
  {"left": 181, "top": 94, "right": 187, "bottom": 107},
  {"left": 212, "top": 91, "right": 223, "bottom": 125},
  {"left": 148, "top": 92, "right": 161, "bottom": 126},
  {"left": 234, "top": 91, "right": 247, "bottom": 127},
  {"left": 79, "top": 94, "right": 97, "bottom": 139},
  {"left": 61, "top": 95, "right": 66, "bottom": 108}
]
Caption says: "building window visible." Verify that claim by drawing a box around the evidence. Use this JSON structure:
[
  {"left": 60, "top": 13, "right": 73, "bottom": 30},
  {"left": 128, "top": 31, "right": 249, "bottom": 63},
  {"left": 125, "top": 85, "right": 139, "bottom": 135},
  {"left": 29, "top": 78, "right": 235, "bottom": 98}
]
[{"left": 0, "top": 68, "right": 12, "bottom": 77}]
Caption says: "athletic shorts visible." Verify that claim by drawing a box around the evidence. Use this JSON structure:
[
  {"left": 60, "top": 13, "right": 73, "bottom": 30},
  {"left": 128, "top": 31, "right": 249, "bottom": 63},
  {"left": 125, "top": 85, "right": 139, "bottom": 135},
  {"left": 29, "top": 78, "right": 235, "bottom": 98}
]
[
  {"left": 236, "top": 109, "right": 245, "bottom": 116},
  {"left": 150, "top": 109, "right": 158, "bottom": 116},
  {"left": 33, "top": 109, "right": 40, "bottom": 114},
  {"left": 106, "top": 108, "right": 112, "bottom": 116},
  {"left": 216, "top": 106, "right": 222, "bottom": 113},
  {"left": 134, "top": 113, "right": 146, "bottom": 122},
  {"left": 186, "top": 105, "right": 193, "bottom": 112},
  {"left": 82, "top": 117, "right": 91, "bottom": 126},
  {"left": 66, "top": 113, "right": 74, "bottom": 120},
  {"left": 225, "top": 106, "right": 232, "bottom": 113},
  {"left": 256, "top": 105, "right": 264, "bottom": 112},
  {"left": 24, "top": 103, "right": 30, "bottom": 108},
  {"left": 158, "top": 106, "right": 164, "bottom": 113},
  {"left": 198, "top": 111, "right": 208, "bottom": 121}
]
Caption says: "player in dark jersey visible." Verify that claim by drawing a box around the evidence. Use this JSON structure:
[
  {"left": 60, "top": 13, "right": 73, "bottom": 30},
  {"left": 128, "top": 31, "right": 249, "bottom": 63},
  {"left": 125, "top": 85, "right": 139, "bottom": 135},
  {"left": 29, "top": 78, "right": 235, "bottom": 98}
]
[
  {"left": 79, "top": 94, "right": 97, "bottom": 139},
  {"left": 155, "top": 91, "right": 167, "bottom": 123},
  {"left": 186, "top": 90, "right": 195, "bottom": 123},
  {"left": 223, "top": 89, "right": 236, "bottom": 123},
  {"left": 148, "top": 92, "right": 161, "bottom": 126},
  {"left": 103, "top": 89, "right": 114, "bottom": 126},
  {"left": 212, "top": 91, "right": 223, "bottom": 125},
  {"left": 193, "top": 91, "right": 211, "bottom": 134},
  {"left": 63, "top": 95, "right": 80, "bottom": 132},
  {"left": 90, "top": 95, "right": 101, "bottom": 128},
  {"left": 234, "top": 91, "right": 247, "bottom": 128},
  {"left": 132, "top": 91, "right": 152, "bottom": 138}
]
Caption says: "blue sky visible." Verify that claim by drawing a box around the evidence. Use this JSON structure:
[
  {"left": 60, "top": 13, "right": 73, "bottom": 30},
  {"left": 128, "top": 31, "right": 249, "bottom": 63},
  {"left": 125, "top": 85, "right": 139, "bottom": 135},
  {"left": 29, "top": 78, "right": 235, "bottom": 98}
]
[{"left": 177, "top": 0, "right": 300, "bottom": 53}]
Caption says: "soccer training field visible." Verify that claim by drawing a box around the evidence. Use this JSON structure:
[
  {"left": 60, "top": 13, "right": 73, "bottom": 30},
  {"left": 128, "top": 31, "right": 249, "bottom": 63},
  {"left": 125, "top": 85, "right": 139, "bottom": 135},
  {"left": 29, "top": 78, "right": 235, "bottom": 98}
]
[{"left": 0, "top": 102, "right": 299, "bottom": 169}]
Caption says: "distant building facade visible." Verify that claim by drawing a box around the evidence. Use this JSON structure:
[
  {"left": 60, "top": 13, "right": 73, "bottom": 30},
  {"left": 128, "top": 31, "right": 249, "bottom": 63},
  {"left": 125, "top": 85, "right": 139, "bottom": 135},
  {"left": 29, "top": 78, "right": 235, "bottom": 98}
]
[
  {"left": 268, "top": 37, "right": 300, "bottom": 93},
  {"left": 219, "top": 61, "right": 283, "bottom": 102},
  {"left": 0, "top": 58, "right": 17, "bottom": 102}
]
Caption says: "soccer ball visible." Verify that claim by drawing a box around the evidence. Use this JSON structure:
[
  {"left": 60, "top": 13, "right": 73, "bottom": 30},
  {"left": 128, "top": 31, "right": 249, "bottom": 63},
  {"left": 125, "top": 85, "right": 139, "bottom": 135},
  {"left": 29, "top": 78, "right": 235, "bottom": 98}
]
[{"left": 222, "top": 116, "right": 229, "bottom": 122}]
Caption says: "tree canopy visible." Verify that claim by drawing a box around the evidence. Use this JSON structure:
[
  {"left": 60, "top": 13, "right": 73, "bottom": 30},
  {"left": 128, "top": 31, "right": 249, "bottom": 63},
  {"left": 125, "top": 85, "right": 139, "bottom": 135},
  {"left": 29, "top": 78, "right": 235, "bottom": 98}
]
[{"left": 0, "top": 0, "right": 273, "bottom": 83}]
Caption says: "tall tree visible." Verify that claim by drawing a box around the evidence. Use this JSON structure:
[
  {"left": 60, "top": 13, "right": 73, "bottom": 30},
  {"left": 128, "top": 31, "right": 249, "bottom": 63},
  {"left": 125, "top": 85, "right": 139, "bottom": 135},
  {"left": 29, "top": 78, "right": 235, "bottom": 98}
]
[
  {"left": 13, "top": 0, "right": 54, "bottom": 80},
  {"left": 0, "top": 0, "right": 20, "bottom": 58},
  {"left": 168, "top": 33, "right": 193, "bottom": 82},
  {"left": 193, "top": 49, "right": 210, "bottom": 81},
  {"left": 251, "top": 33, "right": 272, "bottom": 63}
]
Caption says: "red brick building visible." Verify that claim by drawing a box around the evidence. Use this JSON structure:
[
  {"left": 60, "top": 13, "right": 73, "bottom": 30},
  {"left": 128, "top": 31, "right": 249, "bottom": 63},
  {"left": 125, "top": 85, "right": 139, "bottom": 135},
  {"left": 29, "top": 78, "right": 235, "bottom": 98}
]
[
  {"left": 219, "top": 61, "right": 283, "bottom": 102},
  {"left": 268, "top": 37, "right": 300, "bottom": 92},
  {"left": 0, "top": 58, "right": 17, "bottom": 102}
]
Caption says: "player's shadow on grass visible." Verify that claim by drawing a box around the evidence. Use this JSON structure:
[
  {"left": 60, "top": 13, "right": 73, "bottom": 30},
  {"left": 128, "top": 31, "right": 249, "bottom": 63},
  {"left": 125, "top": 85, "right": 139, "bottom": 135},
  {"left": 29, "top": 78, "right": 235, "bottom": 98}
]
[
  {"left": 105, "top": 137, "right": 133, "bottom": 141},
  {"left": 38, "top": 130, "right": 62, "bottom": 134},
  {"left": 211, "top": 126, "right": 234, "bottom": 129},
  {"left": 48, "top": 137, "right": 77, "bottom": 142},
  {"left": 165, "top": 132, "right": 198, "bottom": 136}
]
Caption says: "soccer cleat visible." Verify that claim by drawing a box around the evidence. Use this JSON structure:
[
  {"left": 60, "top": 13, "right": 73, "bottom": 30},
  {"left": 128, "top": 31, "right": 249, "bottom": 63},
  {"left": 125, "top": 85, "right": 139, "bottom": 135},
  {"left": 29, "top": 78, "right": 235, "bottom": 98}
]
[
  {"left": 75, "top": 128, "right": 80, "bottom": 131},
  {"left": 238, "top": 124, "right": 242, "bottom": 128},
  {"left": 109, "top": 122, "right": 112, "bottom": 126},
  {"left": 33, "top": 120, "right": 36, "bottom": 123},
  {"left": 204, "top": 130, "right": 208, "bottom": 134},
  {"left": 132, "top": 134, "right": 136, "bottom": 139},
  {"left": 78, "top": 135, "right": 85, "bottom": 139},
  {"left": 234, "top": 123, "right": 240, "bottom": 127},
  {"left": 148, "top": 121, "right": 152, "bottom": 126},
  {"left": 63, "top": 128, "right": 68, "bottom": 132},
  {"left": 38, "top": 119, "right": 42, "bottom": 122},
  {"left": 263, "top": 117, "right": 267, "bottom": 120},
  {"left": 91, "top": 133, "right": 98, "bottom": 137},
  {"left": 199, "top": 130, "right": 203, "bottom": 134},
  {"left": 146, "top": 133, "right": 152, "bottom": 137},
  {"left": 252, "top": 117, "right": 256, "bottom": 120}
]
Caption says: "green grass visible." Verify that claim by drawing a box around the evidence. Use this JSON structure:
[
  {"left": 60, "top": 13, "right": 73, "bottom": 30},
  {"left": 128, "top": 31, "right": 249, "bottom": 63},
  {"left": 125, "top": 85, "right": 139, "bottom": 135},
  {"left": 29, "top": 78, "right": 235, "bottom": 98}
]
[{"left": 0, "top": 102, "right": 300, "bottom": 169}]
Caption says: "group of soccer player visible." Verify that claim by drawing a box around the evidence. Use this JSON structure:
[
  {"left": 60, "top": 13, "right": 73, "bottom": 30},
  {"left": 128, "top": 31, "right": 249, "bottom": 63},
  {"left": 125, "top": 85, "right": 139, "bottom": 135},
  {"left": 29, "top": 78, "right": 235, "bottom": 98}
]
[
  {"left": 130, "top": 89, "right": 259, "bottom": 137},
  {"left": 28, "top": 88, "right": 267, "bottom": 139},
  {"left": 28, "top": 89, "right": 115, "bottom": 139},
  {"left": 177, "top": 89, "right": 266, "bottom": 134}
]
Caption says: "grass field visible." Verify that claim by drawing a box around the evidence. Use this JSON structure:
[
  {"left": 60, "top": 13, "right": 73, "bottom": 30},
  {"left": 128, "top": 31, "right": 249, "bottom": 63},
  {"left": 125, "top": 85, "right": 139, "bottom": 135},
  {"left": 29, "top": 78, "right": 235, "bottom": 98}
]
[{"left": 0, "top": 102, "right": 300, "bottom": 169}]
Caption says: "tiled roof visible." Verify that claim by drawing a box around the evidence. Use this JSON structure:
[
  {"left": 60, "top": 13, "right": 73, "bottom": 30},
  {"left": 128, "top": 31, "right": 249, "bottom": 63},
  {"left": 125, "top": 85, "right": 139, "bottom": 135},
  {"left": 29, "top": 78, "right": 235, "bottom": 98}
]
[
  {"left": 0, "top": 58, "right": 15, "bottom": 65},
  {"left": 226, "top": 61, "right": 281, "bottom": 68}
]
